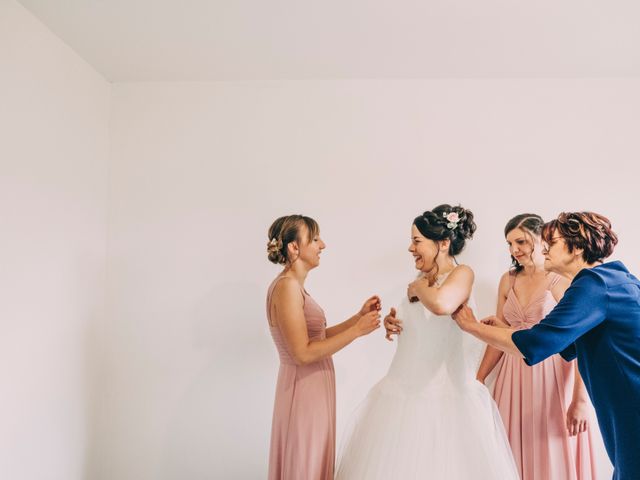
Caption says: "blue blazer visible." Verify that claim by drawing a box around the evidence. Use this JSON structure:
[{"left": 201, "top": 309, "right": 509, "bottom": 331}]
[{"left": 512, "top": 261, "right": 640, "bottom": 480}]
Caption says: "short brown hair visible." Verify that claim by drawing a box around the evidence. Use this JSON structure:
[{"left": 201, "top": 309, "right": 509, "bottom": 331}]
[
  {"left": 542, "top": 212, "right": 618, "bottom": 264},
  {"left": 267, "top": 215, "right": 319, "bottom": 265}
]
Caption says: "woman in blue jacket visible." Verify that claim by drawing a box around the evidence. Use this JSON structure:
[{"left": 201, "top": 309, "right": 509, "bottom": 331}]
[{"left": 453, "top": 212, "right": 640, "bottom": 480}]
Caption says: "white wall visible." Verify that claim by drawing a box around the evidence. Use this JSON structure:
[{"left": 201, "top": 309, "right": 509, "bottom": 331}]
[
  {"left": 104, "top": 79, "right": 636, "bottom": 479},
  {"left": 0, "top": 1, "right": 110, "bottom": 479}
]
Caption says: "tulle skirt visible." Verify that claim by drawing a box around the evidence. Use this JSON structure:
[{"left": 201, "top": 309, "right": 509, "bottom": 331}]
[{"left": 336, "top": 374, "right": 519, "bottom": 480}]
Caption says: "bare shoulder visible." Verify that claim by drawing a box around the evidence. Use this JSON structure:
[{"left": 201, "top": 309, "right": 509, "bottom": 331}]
[
  {"left": 442, "top": 264, "right": 474, "bottom": 287},
  {"left": 271, "top": 277, "right": 304, "bottom": 306},
  {"left": 498, "top": 271, "right": 512, "bottom": 294},
  {"left": 450, "top": 264, "right": 474, "bottom": 280}
]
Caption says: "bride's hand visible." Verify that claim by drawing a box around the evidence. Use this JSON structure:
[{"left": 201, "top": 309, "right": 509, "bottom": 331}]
[
  {"left": 384, "top": 307, "right": 402, "bottom": 341},
  {"left": 407, "top": 278, "right": 424, "bottom": 302},
  {"left": 359, "top": 295, "right": 381, "bottom": 317}
]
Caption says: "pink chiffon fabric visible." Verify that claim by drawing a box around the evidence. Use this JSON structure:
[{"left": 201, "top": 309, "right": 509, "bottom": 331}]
[
  {"left": 493, "top": 272, "right": 598, "bottom": 480},
  {"left": 266, "top": 277, "right": 336, "bottom": 480}
]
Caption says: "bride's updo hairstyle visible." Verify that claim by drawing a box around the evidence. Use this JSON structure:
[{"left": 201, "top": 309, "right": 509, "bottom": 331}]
[
  {"left": 413, "top": 205, "right": 476, "bottom": 278},
  {"left": 413, "top": 204, "right": 476, "bottom": 255},
  {"left": 267, "top": 214, "right": 319, "bottom": 265}
]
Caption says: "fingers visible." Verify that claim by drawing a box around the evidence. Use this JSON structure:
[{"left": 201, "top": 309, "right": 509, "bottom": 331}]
[
  {"left": 369, "top": 295, "right": 382, "bottom": 308},
  {"left": 567, "top": 418, "right": 588, "bottom": 436},
  {"left": 373, "top": 315, "right": 382, "bottom": 333},
  {"left": 366, "top": 315, "right": 381, "bottom": 334},
  {"left": 575, "top": 419, "right": 587, "bottom": 435},
  {"left": 452, "top": 304, "right": 468, "bottom": 318},
  {"left": 384, "top": 314, "right": 402, "bottom": 334},
  {"left": 356, "top": 311, "right": 382, "bottom": 337},
  {"left": 481, "top": 316, "right": 501, "bottom": 326},
  {"left": 390, "top": 307, "right": 397, "bottom": 317},
  {"left": 363, "top": 295, "right": 382, "bottom": 315},
  {"left": 566, "top": 412, "right": 589, "bottom": 436},
  {"left": 384, "top": 314, "right": 402, "bottom": 326}
]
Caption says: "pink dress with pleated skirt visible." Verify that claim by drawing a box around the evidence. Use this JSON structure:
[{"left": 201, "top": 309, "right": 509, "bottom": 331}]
[
  {"left": 493, "top": 272, "right": 598, "bottom": 480},
  {"left": 266, "top": 277, "right": 336, "bottom": 480}
]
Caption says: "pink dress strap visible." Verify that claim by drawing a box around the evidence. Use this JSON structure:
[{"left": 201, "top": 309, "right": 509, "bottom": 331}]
[
  {"left": 266, "top": 275, "right": 305, "bottom": 326},
  {"left": 547, "top": 272, "right": 562, "bottom": 289}
]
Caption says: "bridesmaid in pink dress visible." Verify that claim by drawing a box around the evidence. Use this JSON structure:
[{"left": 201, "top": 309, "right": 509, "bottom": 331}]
[
  {"left": 265, "top": 215, "right": 382, "bottom": 480},
  {"left": 476, "top": 214, "right": 599, "bottom": 480}
]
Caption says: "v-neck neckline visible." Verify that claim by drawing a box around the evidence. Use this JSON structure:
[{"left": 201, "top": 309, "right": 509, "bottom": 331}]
[{"left": 509, "top": 282, "right": 550, "bottom": 311}]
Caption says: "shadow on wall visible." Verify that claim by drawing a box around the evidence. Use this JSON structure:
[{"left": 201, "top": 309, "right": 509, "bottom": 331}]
[{"left": 161, "top": 281, "right": 275, "bottom": 480}]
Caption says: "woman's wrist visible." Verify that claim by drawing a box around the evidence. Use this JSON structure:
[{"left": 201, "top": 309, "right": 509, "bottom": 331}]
[
  {"left": 348, "top": 324, "right": 361, "bottom": 339},
  {"left": 571, "top": 394, "right": 589, "bottom": 405}
]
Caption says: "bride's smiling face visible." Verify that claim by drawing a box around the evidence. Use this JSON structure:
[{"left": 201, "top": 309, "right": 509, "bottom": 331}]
[{"left": 408, "top": 224, "right": 440, "bottom": 273}]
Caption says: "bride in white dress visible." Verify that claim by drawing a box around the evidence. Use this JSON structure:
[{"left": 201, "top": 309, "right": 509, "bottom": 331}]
[{"left": 336, "top": 205, "right": 519, "bottom": 480}]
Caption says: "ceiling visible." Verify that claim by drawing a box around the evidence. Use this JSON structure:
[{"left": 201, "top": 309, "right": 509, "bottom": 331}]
[{"left": 17, "top": 0, "right": 640, "bottom": 82}]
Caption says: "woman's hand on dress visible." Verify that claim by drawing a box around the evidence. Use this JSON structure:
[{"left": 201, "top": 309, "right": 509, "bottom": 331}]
[
  {"left": 353, "top": 310, "right": 381, "bottom": 337},
  {"left": 359, "top": 295, "right": 381, "bottom": 317},
  {"left": 566, "top": 400, "right": 589, "bottom": 436},
  {"left": 451, "top": 304, "right": 477, "bottom": 331},
  {"left": 384, "top": 307, "right": 402, "bottom": 341}
]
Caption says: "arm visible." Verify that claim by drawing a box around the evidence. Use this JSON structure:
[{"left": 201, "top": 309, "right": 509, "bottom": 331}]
[
  {"left": 325, "top": 312, "right": 360, "bottom": 338},
  {"left": 410, "top": 265, "right": 474, "bottom": 315},
  {"left": 476, "top": 273, "right": 510, "bottom": 383},
  {"left": 272, "top": 278, "right": 380, "bottom": 365},
  {"left": 566, "top": 362, "right": 591, "bottom": 436},
  {"left": 571, "top": 363, "right": 590, "bottom": 403},
  {"left": 453, "top": 309, "right": 522, "bottom": 356},
  {"left": 455, "top": 272, "right": 608, "bottom": 365},
  {"left": 326, "top": 295, "right": 381, "bottom": 338}
]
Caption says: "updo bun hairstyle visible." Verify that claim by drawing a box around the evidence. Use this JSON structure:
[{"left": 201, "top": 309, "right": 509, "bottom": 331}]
[
  {"left": 413, "top": 204, "right": 476, "bottom": 279},
  {"left": 267, "top": 215, "right": 319, "bottom": 265}
]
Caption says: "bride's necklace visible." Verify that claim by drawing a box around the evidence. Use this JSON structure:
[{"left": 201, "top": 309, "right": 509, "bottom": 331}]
[
  {"left": 426, "top": 263, "right": 455, "bottom": 287},
  {"left": 433, "top": 272, "right": 450, "bottom": 287}
]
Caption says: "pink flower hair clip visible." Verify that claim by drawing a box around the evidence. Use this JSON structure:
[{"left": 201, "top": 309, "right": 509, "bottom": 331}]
[{"left": 443, "top": 211, "right": 460, "bottom": 230}]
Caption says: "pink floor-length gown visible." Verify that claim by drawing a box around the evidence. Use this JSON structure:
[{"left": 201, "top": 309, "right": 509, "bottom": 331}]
[
  {"left": 266, "top": 277, "right": 336, "bottom": 480},
  {"left": 493, "top": 272, "right": 598, "bottom": 480}
]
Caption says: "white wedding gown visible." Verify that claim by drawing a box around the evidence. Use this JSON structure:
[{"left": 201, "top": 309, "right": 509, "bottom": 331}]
[{"left": 336, "top": 284, "right": 519, "bottom": 479}]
